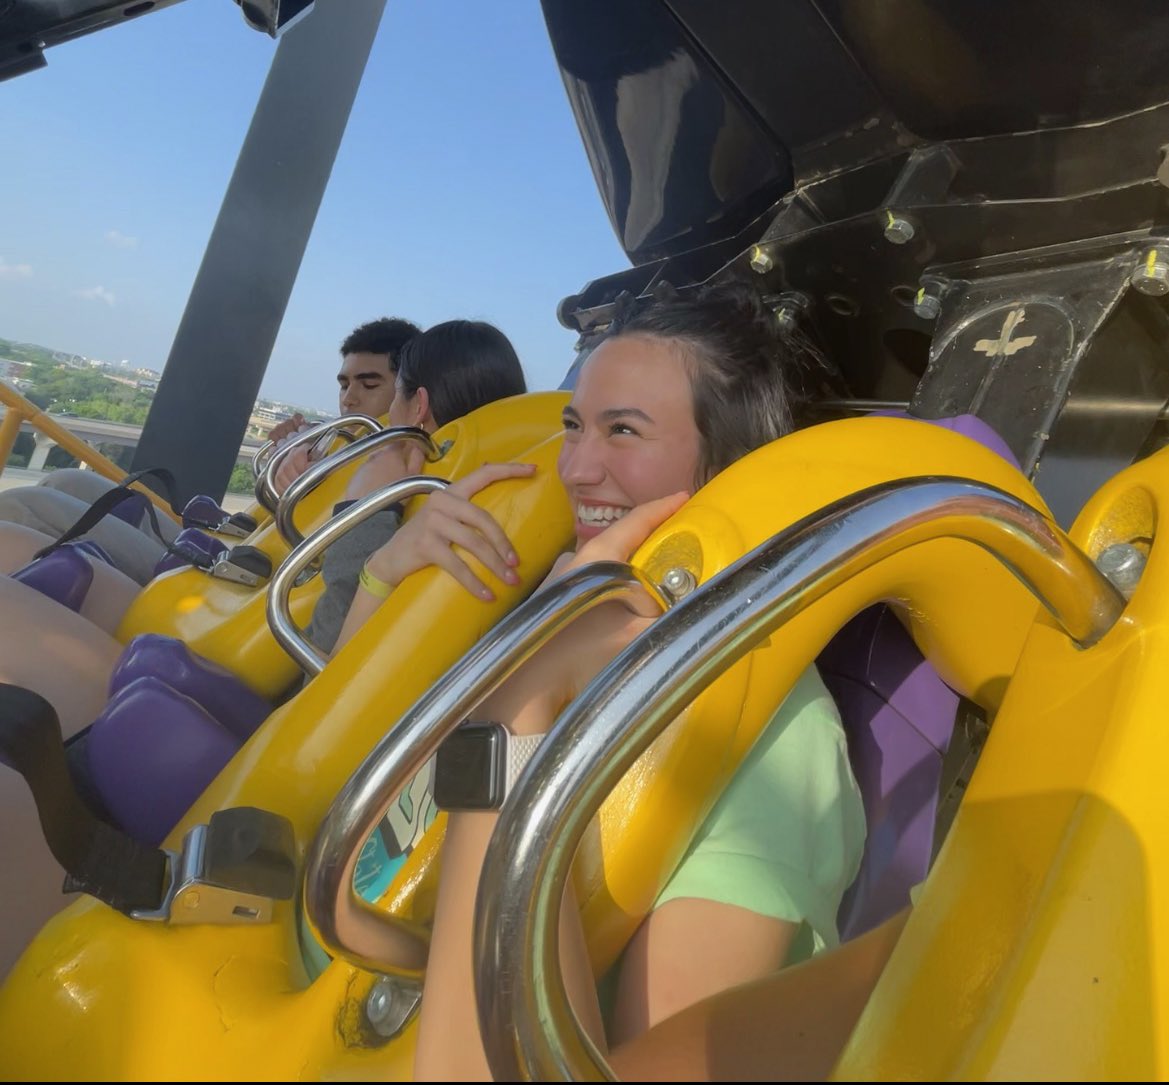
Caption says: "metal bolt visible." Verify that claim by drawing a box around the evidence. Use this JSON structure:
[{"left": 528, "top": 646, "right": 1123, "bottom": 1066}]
[
  {"left": 748, "top": 245, "right": 774, "bottom": 275},
  {"left": 913, "top": 286, "right": 941, "bottom": 321},
  {"left": 883, "top": 211, "right": 916, "bottom": 245},
  {"left": 769, "top": 291, "right": 811, "bottom": 337},
  {"left": 660, "top": 566, "right": 697, "bottom": 601},
  {"left": 1096, "top": 543, "right": 1146, "bottom": 598},
  {"left": 1130, "top": 248, "right": 1169, "bottom": 297},
  {"left": 364, "top": 975, "right": 422, "bottom": 1040}
]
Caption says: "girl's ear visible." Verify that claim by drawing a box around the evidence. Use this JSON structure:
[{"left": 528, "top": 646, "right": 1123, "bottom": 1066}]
[{"left": 412, "top": 384, "right": 433, "bottom": 430}]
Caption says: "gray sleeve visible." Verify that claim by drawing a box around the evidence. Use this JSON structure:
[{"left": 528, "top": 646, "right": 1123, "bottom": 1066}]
[{"left": 304, "top": 509, "right": 402, "bottom": 655}]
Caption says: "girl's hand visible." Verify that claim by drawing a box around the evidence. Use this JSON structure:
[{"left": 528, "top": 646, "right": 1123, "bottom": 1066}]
[
  {"left": 365, "top": 462, "right": 537, "bottom": 600},
  {"left": 272, "top": 446, "right": 311, "bottom": 496},
  {"left": 551, "top": 491, "right": 689, "bottom": 615}
]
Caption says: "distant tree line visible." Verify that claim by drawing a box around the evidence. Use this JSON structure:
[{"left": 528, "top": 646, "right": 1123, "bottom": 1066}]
[{"left": 2, "top": 337, "right": 255, "bottom": 492}]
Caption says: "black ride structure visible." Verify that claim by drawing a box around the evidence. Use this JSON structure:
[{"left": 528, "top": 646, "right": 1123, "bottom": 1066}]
[
  {"left": 3, "top": 1, "right": 1169, "bottom": 1080},
  {"left": 4, "top": 0, "right": 1168, "bottom": 523}
]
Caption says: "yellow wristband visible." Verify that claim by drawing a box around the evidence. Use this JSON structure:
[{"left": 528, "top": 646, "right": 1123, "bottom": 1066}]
[{"left": 359, "top": 565, "right": 395, "bottom": 600}]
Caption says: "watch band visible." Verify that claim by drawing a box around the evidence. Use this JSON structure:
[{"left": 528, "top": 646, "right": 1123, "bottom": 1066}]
[{"left": 503, "top": 732, "right": 545, "bottom": 798}]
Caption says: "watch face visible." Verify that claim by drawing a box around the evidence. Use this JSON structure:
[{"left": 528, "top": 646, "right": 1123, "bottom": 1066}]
[{"left": 434, "top": 723, "right": 505, "bottom": 810}]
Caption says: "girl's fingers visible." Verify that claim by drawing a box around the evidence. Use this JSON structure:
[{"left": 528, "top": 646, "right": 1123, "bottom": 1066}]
[
  {"left": 449, "top": 462, "right": 536, "bottom": 501},
  {"left": 574, "top": 492, "right": 689, "bottom": 567},
  {"left": 428, "top": 542, "right": 495, "bottom": 601},
  {"left": 435, "top": 517, "right": 520, "bottom": 586}
]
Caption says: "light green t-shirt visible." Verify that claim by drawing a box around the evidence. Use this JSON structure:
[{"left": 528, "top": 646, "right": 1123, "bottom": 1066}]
[{"left": 653, "top": 663, "right": 866, "bottom": 964}]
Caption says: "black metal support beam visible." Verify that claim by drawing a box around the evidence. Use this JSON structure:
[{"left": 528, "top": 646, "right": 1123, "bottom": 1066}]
[{"left": 132, "top": 0, "right": 388, "bottom": 504}]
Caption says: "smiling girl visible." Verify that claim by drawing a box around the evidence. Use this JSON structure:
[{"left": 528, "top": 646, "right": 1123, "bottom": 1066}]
[{"left": 332, "top": 283, "right": 865, "bottom": 1076}]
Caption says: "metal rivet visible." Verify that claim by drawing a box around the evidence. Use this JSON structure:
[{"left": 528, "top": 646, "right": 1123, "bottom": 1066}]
[
  {"left": 660, "top": 567, "right": 697, "bottom": 601},
  {"left": 748, "top": 245, "right": 774, "bottom": 275},
  {"left": 1096, "top": 543, "right": 1146, "bottom": 598},
  {"left": 1130, "top": 248, "right": 1169, "bottom": 297},
  {"left": 769, "top": 290, "right": 810, "bottom": 336},
  {"left": 883, "top": 212, "right": 916, "bottom": 245},
  {"left": 913, "top": 286, "right": 942, "bottom": 321},
  {"left": 363, "top": 975, "right": 422, "bottom": 1040}
]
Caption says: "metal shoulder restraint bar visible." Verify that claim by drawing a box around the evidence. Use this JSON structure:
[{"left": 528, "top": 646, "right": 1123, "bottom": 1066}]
[
  {"left": 273, "top": 425, "right": 441, "bottom": 547},
  {"left": 301, "top": 561, "right": 672, "bottom": 975},
  {"left": 253, "top": 414, "right": 381, "bottom": 512},
  {"left": 471, "top": 476, "right": 1125, "bottom": 1082},
  {"left": 266, "top": 474, "right": 451, "bottom": 676}
]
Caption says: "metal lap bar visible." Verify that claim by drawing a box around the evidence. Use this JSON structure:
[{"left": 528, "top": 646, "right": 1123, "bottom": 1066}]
[
  {"left": 472, "top": 477, "right": 1126, "bottom": 1082},
  {"left": 267, "top": 476, "right": 450, "bottom": 676},
  {"left": 254, "top": 414, "right": 381, "bottom": 512},
  {"left": 252, "top": 438, "right": 277, "bottom": 481},
  {"left": 301, "top": 562, "right": 671, "bottom": 976},
  {"left": 273, "top": 426, "right": 441, "bottom": 547}
]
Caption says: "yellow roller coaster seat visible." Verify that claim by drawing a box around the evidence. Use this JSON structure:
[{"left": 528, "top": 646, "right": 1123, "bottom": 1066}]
[
  {"left": 0, "top": 417, "right": 1049, "bottom": 1080},
  {"left": 115, "top": 391, "right": 570, "bottom": 698},
  {"left": 833, "top": 442, "right": 1169, "bottom": 1080}
]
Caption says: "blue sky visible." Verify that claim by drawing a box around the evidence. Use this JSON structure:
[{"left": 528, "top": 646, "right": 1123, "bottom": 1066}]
[{"left": 0, "top": 0, "right": 628, "bottom": 411}]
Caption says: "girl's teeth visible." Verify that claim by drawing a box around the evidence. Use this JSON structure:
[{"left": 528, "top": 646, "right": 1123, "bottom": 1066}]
[{"left": 578, "top": 505, "right": 627, "bottom": 523}]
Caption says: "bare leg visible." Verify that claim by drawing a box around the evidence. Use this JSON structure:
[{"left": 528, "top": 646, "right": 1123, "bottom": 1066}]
[
  {"left": 0, "top": 576, "right": 120, "bottom": 980},
  {"left": 0, "top": 577, "right": 120, "bottom": 738},
  {"left": 0, "top": 487, "right": 166, "bottom": 584},
  {"left": 0, "top": 523, "right": 139, "bottom": 634},
  {"left": 0, "top": 764, "right": 79, "bottom": 981}
]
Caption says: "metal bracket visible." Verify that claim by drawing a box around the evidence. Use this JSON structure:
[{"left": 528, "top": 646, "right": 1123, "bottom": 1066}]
[{"left": 132, "top": 808, "right": 296, "bottom": 926}]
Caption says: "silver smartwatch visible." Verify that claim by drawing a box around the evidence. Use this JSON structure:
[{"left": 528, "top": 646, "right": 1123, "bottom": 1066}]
[{"left": 433, "top": 721, "right": 545, "bottom": 811}]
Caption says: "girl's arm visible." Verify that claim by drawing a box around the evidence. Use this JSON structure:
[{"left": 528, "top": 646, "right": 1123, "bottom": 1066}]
[
  {"left": 608, "top": 907, "right": 910, "bottom": 1082},
  {"left": 412, "top": 496, "right": 688, "bottom": 1080},
  {"left": 330, "top": 462, "right": 535, "bottom": 653}
]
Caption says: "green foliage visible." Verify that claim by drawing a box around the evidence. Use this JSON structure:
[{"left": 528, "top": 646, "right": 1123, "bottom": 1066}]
[
  {"left": 20, "top": 365, "right": 154, "bottom": 425},
  {"left": 227, "top": 462, "right": 255, "bottom": 494},
  {"left": 0, "top": 338, "right": 60, "bottom": 369},
  {"left": 4, "top": 432, "right": 34, "bottom": 468}
]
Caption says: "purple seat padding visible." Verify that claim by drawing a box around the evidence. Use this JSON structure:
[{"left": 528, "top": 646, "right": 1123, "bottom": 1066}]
[
  {"left": 71, "top": 539, "right": 115, "bottom": 566},
  {"left": 817, "top": 412, "right": 1019, "bottom": 939},
  {"left": 85, "top": 676, "right": 240, "bottom": 846},
  {"left": 151, "top": 527, "right": 229, "bottom": 576},
  {"left": 11, "top": 546, "right": 94, "bottom": 612},
  {"left": 182, "top": 493, "right": 230, "bottom": 531},
  {"left": 109, "top": 489, "right": 150, "bottom": 526},
  {"left": 109, "top": 634, "right": 270, "bottom": 744},
  {"left": 819, "top": 606, "right": 960, "bottom": 940},
  {"left": 872, "top": 410, "right": 1022, "bottom": 470}
]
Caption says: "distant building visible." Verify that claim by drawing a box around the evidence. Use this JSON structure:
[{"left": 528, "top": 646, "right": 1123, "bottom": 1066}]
[{"left": 252, "top": 404, "right": 294, "bottom": 426}]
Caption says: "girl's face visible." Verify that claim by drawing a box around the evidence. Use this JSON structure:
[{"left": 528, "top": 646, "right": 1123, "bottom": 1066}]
[{"left": 557, "top": 334, "right": 702, "bottom": 547}]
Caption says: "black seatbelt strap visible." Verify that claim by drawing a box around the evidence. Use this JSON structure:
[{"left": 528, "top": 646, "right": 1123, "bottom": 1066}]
[
  {"left": 33, "top": 467, "right": 214, "bottom": 569},
  {"left": 0, "top": 684, "right": 169, "bottom": 914}
]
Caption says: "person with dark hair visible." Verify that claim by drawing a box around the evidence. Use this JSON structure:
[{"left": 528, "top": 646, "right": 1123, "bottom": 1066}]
[
  {"left": 270, "top": 315, "right": 421, "bottom": 493},
  {"left": 304, "top": 319, "right": 527, "bottom": 655},
  {"left": 332, "top": 282, "right": 865, "bottom": 1076},
  {"left": 0, "top": 317, "right": 423, "bottom": 584},
  {"left": 0, "top": 318, "right": 526, "bottom": 980}
]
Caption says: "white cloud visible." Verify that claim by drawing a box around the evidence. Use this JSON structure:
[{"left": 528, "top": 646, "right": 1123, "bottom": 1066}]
[
  {"left": 0, "top": 257, "right": 33, "bottom": 280},
  {"left": 104, "top": 229, "right": 139, "bottom": 249},
  {"left": 76, "top": 285, "right": 116, "bottom": 306}
]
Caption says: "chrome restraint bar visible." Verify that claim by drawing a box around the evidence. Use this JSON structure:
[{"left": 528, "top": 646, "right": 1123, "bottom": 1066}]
[
  {"left": 266, "top": 475, "right": 450, "bottom": 676},
  {"left": 274, "top": 425, "right": 441, "bottom": 547},
  {"left": 254, "top": 414, "right": 381, "bottom": 512},
  {"left": 301, "top": 561, "right": 671, "bottom": 975},
  {"left": 472, "top": 477, "right": 1125, "bottom": 1082}
]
